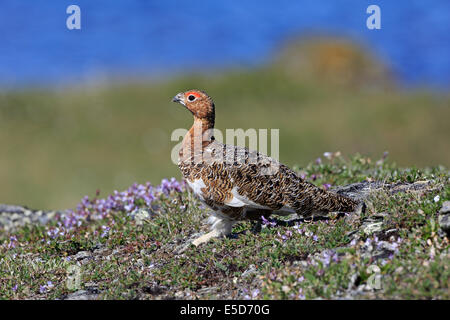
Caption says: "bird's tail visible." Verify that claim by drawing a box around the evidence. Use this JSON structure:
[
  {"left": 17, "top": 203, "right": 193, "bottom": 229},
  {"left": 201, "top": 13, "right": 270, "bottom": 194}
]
[
  {"left": 331, "top": 192, "right": 363, "bottom": 212},
  {"left": 315, "top": 187, "right": 364, "bottom": 214}
]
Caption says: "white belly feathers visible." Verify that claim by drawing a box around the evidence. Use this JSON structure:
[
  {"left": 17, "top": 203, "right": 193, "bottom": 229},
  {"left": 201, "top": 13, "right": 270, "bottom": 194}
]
[{"left": 186, "top": 178, "right": 206, "bottom": 200}]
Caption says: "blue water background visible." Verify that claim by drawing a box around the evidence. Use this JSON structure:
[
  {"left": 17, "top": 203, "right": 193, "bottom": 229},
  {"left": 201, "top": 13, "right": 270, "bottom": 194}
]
[{"left": 0, "top": 0, "right": 448, "bottom": 88}]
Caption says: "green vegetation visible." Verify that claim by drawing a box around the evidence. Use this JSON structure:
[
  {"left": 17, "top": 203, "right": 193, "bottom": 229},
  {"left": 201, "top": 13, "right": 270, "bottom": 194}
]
[
  {"left": 0, "top": 38, "right": 449, "bottom": 210},
  {"left": 1, "top": 154, "right": 448, "bottom": 299}
]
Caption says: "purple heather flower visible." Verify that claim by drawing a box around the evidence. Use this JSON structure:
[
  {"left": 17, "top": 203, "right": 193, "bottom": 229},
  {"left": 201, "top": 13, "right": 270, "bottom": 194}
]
[
  {"left": 101, "top": 225, "right": 111, "bottom": 238},
  {"left": 294, "top": 226, "right": 304, "bottom": 235},
  {"left": 81, "top": 195, "right": 90, "bottom": 208},
  {"left": 37, "top": 281, "right": 54, "bottom": 294},
  {"left": 242, "top": 288, "right": 251, "bottom": 300},
  {"left": 8, "top": 236, "right": 17, "bottom": 248},
  {"left": 313, "top": 235, "right": 319, "bottom": 242},
  {"left": 12, "top": 284, "right": 18, "bottom": 292},
  {"left": 251, "top": 289, "right": 260, "bottom": 298},
  {"left": 278, "top": 231, "right": 288, "bottom": 241},
  {"left": 47, "top": 228, "right": 60, "bottom": 239},
  {"left": 268, "top": 270, "right": 277, "bottom": 281},
  {"left": 391, "top": 242, "right": 399, "bottom": 254},
  {"left": 315, "top": 157, "right": 322, "bottom": 164},
  {"left": 332, "top": 254, "right": 339, "bottom": 263},
  {"left": 297, "top": 288, "right": 306, "bottom": 300},
  {"left": 323, "top": 152, "right": 333, "bottom": 160},
  {"left": 323, "top": 183, "right": 332, "bottom": 190},
  {"left": 261, "top": 215, "right": 276, "bottom": 227},
  {"left": 159, "top": 178, "right": 182, "bottom": 194},
  {"left": 318, "top": 250, "right": 339, "bottom": 267},
  {"left": 124, "top": 202, "right": 135, "bottom": 212},
  {"left": 46, "top": 178, "right": 184, "bottom": 243}
]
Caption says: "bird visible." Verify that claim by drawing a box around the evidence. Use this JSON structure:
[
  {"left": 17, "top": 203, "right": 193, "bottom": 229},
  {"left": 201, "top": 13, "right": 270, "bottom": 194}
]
[{"left": 172, "top": 89, "right": 362, "bottom": 246}]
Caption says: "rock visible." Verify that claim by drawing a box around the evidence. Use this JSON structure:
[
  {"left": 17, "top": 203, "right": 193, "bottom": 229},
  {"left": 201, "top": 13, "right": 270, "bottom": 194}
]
[
  {"left": 438, "top": 215, "right": 450, "bottom": 231},
  {"left": 360, "top": 239, "right": 398, "bottom": 261},
  {"left": 438, "top": 201, "right": 450, "bottom": 236},
  {"left": 130, "top": 208, "right": 153, "bottom": 226},
  {"left": 0, "top": 204, "right": 25, "bottom": 213},
  {"left": 10, "top": 213, "right": 21, "bottom": 221},
  {"left": 136, "top": 259, "right": 145, "bottom": 268},
  {"left": 439, "top": 201, "right": 450, "bottom": 215},
  {"left": 84, "top": 282, "right": 99, "bottom": 292},
  {"left": 142, "top": 284, "right": 166, "bottom": 295},
  {"left": 38, "top": 216, "right": 50, "bottom": 225},
  {"left": 438, "top": 216, "right": 450, "bottom": 237},
  {"left": 241, "top": 264, "right": 257, "bottom": 278},
  {"left": 22, "top": 217, "right": 31, "bottom": 224},
  {"left": 197, "top": 286, "right": 218, "bottom": 295},
  {"left": 46, "top": 211, "right": 56, "bottom": 219},
  {"left": 73, "top": 251, "right": 91, "bottom": 261},
  {"left": 362, "top": 222, "right": 383, "bottom": 235},
  {"left": 0, "top": 204, "right": 62, "bottom": 233},
  {"left": 64, "top": 289, "right": 99, "bottom": 300}
]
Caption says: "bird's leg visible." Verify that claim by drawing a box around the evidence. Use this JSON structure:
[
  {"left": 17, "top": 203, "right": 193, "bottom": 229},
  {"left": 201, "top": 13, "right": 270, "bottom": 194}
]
[
  {"left": 192, "top": 229, "right": 221, "bottom": 246},
  {"left": 245, "top": 209, "right": 271, "bottom": 233},
  {"left": 250, "top": 220, "right": 262, "bottom": 234},
  {"left": 192, "top": 215, "right": 233, "bottom": 246}
]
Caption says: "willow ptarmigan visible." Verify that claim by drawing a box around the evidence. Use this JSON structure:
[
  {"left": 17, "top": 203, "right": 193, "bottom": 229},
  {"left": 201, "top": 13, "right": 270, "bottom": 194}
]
[{"left": 172, "top": 89, "right": 361, "bottom": 246}]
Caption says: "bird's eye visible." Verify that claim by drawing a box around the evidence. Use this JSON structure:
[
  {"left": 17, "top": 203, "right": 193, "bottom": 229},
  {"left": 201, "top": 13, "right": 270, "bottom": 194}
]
[{"left": 188, "top": 95, "right": 196, "bottom": 101}]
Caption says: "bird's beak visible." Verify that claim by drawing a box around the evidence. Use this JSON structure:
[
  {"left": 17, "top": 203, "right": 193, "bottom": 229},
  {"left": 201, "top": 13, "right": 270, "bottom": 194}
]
[{"left": 172, "top": 93, "right": 185, "bottom": 106}]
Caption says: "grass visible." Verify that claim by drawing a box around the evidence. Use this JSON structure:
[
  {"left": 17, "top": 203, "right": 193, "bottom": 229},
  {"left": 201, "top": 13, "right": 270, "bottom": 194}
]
[
  {"left": 0, "top": 38, "right": 449, "bottom": 210},
  {"left": 1, "top": 153, "right": 448, "bottom": 300}
]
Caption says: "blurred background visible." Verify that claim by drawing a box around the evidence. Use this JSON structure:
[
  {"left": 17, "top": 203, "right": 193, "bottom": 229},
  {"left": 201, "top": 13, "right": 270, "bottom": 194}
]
[{"left": 0, "top": 0, "right": 449, "bottom": 210}]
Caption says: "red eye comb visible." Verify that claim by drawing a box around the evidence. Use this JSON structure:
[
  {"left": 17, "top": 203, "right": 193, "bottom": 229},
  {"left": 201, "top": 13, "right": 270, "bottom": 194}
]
[{"left": 185, "top": 91, "right": 201, "bottom": 98}]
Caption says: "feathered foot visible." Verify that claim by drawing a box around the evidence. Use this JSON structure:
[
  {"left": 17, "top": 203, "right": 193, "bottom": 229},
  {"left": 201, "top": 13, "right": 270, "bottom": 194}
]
[{"left": 192, "top": 229, "right": 222, "bottom": 246}]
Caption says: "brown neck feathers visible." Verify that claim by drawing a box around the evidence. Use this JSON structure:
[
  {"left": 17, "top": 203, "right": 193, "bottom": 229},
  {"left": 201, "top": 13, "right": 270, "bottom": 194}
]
[{"left": 180, "top": 116, "right": 215, "bottom": 161}]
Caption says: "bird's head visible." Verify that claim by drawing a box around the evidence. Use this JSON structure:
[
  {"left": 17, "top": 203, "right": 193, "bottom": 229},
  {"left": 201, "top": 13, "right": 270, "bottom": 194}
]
[{"left": 172, "top": 89, "right": 215, "bottom": 121}]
